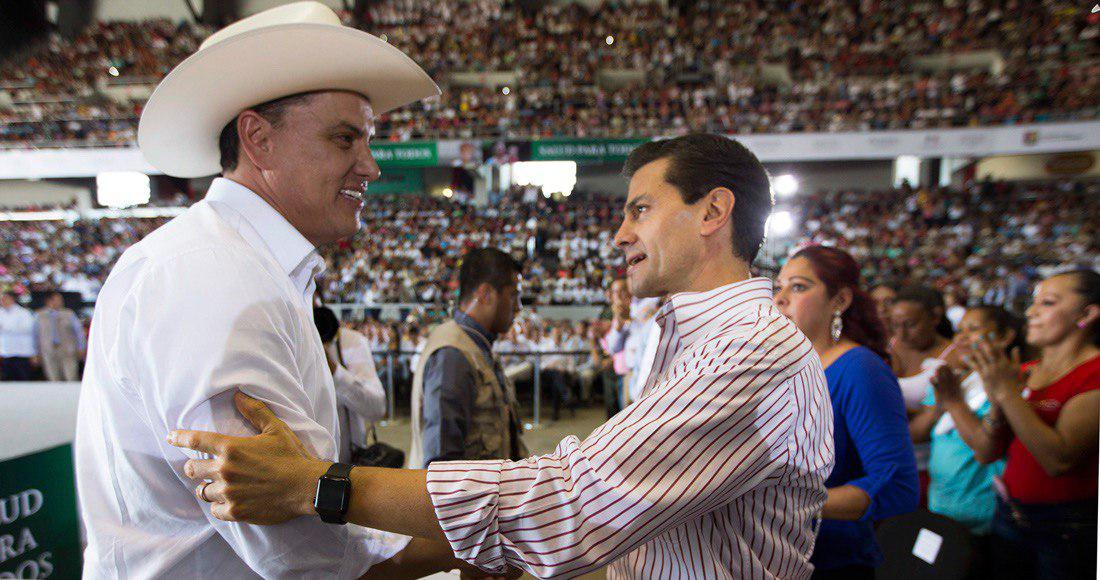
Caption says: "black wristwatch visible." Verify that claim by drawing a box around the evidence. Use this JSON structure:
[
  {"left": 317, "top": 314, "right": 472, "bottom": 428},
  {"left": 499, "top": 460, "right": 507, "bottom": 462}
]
[{"left": 314, "top": 462, "right": 354, "bottom": 524}]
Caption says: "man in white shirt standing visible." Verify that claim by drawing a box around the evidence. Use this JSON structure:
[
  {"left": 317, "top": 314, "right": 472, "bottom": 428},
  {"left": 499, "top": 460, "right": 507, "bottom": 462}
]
[
  {"left": 0, "top": 291, "right": 38, "bottom": 381},
  {"left": 74, "top": 3, "right": 476, "bottom": 578}
]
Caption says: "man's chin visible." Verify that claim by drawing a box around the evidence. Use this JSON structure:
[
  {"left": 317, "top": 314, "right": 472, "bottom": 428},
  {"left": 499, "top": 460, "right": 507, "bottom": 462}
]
[{"left": 628, "top": 278, "right": 659, "bottom": 299}]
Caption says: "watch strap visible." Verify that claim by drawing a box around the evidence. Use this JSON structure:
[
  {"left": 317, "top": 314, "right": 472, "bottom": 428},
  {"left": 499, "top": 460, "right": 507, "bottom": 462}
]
[{"left": 315, "top": 462, "right": 354, "bottom": 524}]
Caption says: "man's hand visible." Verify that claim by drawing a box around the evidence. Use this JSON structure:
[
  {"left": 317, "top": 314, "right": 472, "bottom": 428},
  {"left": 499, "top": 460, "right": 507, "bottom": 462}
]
[
  {"left": 167, "top": 391, "right": 328, "bottom": 524},
  {"left": 30, "top": 355, "right": 40, "bottom": 367}
]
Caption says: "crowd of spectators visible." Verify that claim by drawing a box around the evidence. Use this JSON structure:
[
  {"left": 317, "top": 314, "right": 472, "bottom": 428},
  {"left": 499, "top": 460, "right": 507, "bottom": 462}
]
[
  {"left": 786, "top": 177, "right": 1100, "bottom": 313},
  {"left": 2, "top": 0, "right": 1097, "bottom": 146},
  {"left": 3, "top": 178, "right": 1095, "bottom": 316},
  {"left": 319, "top": 188, "right": 622, "bottom": 305}
]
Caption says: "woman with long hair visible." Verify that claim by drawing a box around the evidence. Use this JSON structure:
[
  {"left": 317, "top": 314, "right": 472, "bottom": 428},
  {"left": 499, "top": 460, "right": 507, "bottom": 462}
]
[
  {"left": 944, "top": 269, "right": 1099, "bottom": 579},
  {"left": 774, "top": 246, "right": 919, "bottom": 579}
]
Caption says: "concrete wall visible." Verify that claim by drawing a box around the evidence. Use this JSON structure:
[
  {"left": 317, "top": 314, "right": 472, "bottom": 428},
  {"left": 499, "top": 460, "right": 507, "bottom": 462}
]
[
  {"left": 976, "top": 151, "right": 1099, "bottom": 181},
  {"left": 764, "top": 160, "right": 895, "bottom": 194},
  {"left": 0, "top": 179, "right": 91, "bottom": 210},
  {"left": 575, "top": 165, "right": 628, "bottom": 197},
  {"left": 94, "top": 0, "right": 199, "bottom": 21},
  {"left": 94, "top": 0, "right": 349, "bottom": 21}
]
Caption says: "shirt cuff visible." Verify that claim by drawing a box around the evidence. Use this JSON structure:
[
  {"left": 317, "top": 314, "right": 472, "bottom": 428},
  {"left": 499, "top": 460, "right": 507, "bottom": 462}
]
[{"left": 426, "top": 460, "right": 508, "bottom": 572}]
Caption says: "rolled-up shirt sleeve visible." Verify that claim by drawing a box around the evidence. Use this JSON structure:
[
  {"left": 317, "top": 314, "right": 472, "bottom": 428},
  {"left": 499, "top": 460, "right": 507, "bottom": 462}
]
[
  {"left": 838, "top": 355, "right": 920, "bottom": 523},
  {"left": 421, "top": 347, "right": 476, "bottom": 466},
  {"left": 122, "top": 252, "right": 408, "bottom": 578},
  {"left": 426, "top": 328, "right": 809, "bottom": 578}
]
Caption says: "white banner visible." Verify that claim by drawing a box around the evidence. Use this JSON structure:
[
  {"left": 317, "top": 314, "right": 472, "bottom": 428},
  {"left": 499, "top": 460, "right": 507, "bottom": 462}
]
[
  {"left": 1, "top": 120, "right": 1097, "bottom": 179},
  {"left": 732, "top": 120, "right": 1100, "bottom": 162},
  {"left": 0, "top": 147, "right": 158, "bottom": 180}
]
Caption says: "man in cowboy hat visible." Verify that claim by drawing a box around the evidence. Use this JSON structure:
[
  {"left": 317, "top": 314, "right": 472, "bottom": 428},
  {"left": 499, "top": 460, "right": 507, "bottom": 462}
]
[{"left": 73, "top": 3, "right": 482, "bottom": 577}]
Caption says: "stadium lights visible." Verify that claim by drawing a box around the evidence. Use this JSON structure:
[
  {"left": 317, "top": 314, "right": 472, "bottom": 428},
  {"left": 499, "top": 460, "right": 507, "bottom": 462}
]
[
  {"left": 605, "top": 35, "right": 614, "bottom": 45},
  {"left": 771, "top": 174, "right": 799, "bottom": 198},
  {"left": 96, "top": 171, "right": 150, "bottom": 209},
  {"left": 442, "top": 188, "right": 454, "bottom": 198},
  {"left": 512, "top": 161, "right": 577, "bottom": 198},
  {"left": 766, "top": 210, "right": 795, "bottom": 237}
]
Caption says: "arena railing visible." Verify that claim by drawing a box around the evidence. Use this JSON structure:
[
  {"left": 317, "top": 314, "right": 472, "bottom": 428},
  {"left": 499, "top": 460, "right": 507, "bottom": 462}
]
[{"left": 373, "top": 349, "right": 592, "bottom": 429}]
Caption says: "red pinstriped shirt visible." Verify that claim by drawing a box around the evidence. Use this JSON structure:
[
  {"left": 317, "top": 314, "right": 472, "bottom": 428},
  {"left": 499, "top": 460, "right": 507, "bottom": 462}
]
[{"left": 426, "top": 278, "right": 835, "bottom": 579}]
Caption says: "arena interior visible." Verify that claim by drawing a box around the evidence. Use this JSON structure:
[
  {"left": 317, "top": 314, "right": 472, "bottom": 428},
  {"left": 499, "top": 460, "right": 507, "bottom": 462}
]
[{"left": 0, "top": 0, "right": 1098, "bottom": 578}]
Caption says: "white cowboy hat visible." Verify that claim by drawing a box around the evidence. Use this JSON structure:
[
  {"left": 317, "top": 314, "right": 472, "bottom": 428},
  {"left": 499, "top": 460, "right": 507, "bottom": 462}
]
[{"left": 138, "top": 1, "right": 440, "bottom": 178}]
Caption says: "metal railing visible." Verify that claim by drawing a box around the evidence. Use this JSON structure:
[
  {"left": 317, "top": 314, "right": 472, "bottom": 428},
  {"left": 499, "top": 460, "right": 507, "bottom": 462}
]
[{"left": 375, "top": 349, "right": 591, "bottom": 429}]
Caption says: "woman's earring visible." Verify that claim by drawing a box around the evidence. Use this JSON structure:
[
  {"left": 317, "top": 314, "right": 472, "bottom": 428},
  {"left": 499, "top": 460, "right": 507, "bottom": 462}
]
[{"left": 831, "top": 310, "right": 843, "bottom": 342}]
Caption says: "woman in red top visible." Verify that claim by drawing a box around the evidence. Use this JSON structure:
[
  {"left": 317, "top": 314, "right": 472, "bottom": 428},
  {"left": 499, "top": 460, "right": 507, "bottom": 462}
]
[{"left": 964, "top": 269, "right": 1099, "bottom": 580}]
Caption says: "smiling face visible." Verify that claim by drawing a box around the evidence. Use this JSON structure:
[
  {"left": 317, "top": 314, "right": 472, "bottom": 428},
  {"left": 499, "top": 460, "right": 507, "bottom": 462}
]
[
  {"left": 253, "top": 91, "right": 381, "bottom": 247},
  {"left": 613, "top": 157, "right": 705, "bottom": 298},
  {"left": 952, "top": 308, "right": 1012, "bottom": 358},
  {"left": 1024, "top": 274, "right": 1094, "bottom": 347}
]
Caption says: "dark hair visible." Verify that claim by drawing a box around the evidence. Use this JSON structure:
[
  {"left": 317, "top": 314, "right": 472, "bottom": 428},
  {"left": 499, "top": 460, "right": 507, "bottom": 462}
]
[
  {"left": 218, "top": 92, "right": 317, "bottom": 173},
  {"left": 457, "top": 247, "right": 522, "bottom": 305},
  {"left": 622, "top": 133, "right": 773, "bottom": 263},
  {"left": 1057, "top": 268, "right": 1100, "bottom": 347},
  {"left": 968, "top": 305, "right": 1027, "bottom": 355},
  {"left": 313, "top": 306, "right": 340, "bottom": 343},
  {"left": 895, "top": 285, "right": 955, "bottom": 339},
  {"left": 790, "top": 246, "right": 889, "bottom": 359}
]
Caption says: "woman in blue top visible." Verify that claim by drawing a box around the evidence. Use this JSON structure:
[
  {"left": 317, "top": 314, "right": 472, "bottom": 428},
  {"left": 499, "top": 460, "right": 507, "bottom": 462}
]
[{"left": 775, "top": 246, "right": 920, "bottom": 579}]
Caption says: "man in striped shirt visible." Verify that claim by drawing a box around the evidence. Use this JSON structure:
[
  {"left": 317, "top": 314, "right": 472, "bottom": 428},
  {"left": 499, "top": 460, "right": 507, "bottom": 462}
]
[{"left": 170, "top": 133, "right": 835, "bottom": 579}]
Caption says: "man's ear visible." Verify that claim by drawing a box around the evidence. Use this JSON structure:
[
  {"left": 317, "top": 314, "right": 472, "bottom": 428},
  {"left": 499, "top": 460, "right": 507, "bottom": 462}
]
[
  {"left": 700, "top": 186, "right": 735, "bottom": 239},
  {"left": 237, "top": 110, "right": 276, "bottom": 171}
]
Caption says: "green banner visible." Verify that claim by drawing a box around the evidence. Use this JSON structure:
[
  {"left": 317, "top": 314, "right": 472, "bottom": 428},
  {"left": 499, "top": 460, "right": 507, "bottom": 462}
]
[
  {"left": 530, "top": 139, "right": 647, "bottom": 164},
  {"left": 0, "top": 444, "right": 80, "bottom": 579},
  {"left": 371, "top": 142, "right": 438, "bottom": 167}
]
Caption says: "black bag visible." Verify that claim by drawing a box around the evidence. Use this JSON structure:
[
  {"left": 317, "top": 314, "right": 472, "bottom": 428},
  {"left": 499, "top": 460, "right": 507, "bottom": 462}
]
[
  {"left": 329, "top": 324, "right": 406, "bottom": 468},
  {"left": 350, "top": 427, "right": 405, "bottom": 468}
]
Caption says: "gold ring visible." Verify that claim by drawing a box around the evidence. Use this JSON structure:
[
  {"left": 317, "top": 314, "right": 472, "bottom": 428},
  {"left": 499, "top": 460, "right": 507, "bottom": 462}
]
[{"left": 199, "top": 481, "right": 213, "bottom": 503}]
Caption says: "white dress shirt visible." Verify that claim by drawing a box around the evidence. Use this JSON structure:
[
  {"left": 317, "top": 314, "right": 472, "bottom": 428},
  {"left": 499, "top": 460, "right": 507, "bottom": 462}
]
[
  {"left": 75, "top": 178, "right": 408, "bottom": 579},
  {"left": 332, "top": 326, "right": 387, "bottom": 462},
  {"left": 0, "top": 303, "right": 38, "bottom": 357},
  {"left": 426, "top": 278, "right": 834, "bottom": 578}
]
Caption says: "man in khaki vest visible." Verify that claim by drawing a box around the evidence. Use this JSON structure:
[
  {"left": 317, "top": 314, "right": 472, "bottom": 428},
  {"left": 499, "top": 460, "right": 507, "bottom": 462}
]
[
  {"left": 35, "top": 291, "right": 84, "bottom": 381},
  {"left": 408, "top": 247, "right": 529, "bottom": 468}
]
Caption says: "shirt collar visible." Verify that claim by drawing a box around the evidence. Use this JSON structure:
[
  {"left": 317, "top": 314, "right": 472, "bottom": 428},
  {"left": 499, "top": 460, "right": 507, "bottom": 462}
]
[
  {"left": 455, "top": 310, "right": 497, "bottom": 347},
  {"left": 656, "top": 277, "right": 775, "bottom": 350},
  {"left": 204, "top": 177, "right": 324, "bottom": 292}
]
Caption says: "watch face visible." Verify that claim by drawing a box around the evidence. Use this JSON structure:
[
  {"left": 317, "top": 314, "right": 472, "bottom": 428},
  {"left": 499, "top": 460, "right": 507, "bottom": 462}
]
[{"left": 316, "top": 478, "right": 350, "bottom": 512}]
